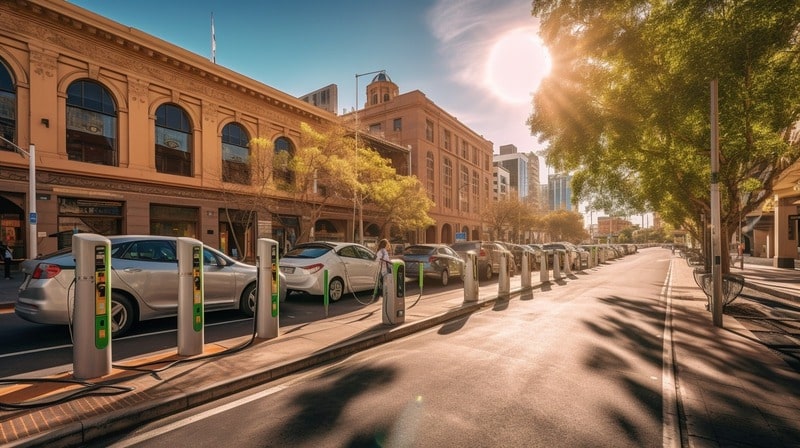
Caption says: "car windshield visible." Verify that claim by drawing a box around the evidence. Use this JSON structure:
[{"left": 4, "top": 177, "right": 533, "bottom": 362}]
[
  {"left": 404, "top": 246, "right": 435, "bottom": 255},
  {"left": 284, "top": 245, "right": 332, "bottom": 259}
]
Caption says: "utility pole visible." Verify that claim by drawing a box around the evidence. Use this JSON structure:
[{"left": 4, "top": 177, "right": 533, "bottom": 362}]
[
  {"left": 710, "top": 80, "right": 724, "bottom": 328},
  {"left": 0, "top": 136, "right": 37, "bottom": 259}
]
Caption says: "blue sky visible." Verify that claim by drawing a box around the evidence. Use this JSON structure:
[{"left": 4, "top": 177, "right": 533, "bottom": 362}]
[{"left": 69, "top": 0, "right": 553, "bottom": 184}]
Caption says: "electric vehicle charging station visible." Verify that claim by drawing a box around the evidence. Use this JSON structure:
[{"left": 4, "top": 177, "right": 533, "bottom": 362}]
[
  {"left": 540, "top": 251, "right": 549, "bottom": 283},
  {"left": 463, "top": 250, "right": 478, "bottom": 302},
  {"left": 521, "top": 250, "right": 532, "bottom": 289},
  {"left": 72, "top": 233, "right": 112, "bottom": 380},
  {"left": 553, "top": 250, "right": 562, "bottom": 280},
  {"left": 498, "top": 251, "right": 510, "bottom": 296},
  {"left": 564, "top": 250, "right": 573, "bottom": 276},
  {"left": 382, "top": 260, "right": 405, "bottom": 325},
  {"left": 177, "top": 237, "right": 204, "bottom": 356},
  {"left": 256, "top": 238, "right": 280, "bottom": 339}
]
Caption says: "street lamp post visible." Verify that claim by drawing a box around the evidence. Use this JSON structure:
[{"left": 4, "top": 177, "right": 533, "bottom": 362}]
[
  {"left": 0, "top": 136, "right": 36, "bottom": 259},
  {"left": 353, "top": 69, "right": 385, "bottom": 245}
]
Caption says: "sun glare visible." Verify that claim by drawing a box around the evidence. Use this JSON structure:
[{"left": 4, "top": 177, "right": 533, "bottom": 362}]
[{"left": 485, "top": 28, "right": 552, "bottom": 104}]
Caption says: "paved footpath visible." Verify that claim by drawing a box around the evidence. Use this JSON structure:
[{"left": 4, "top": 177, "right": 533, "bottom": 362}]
[{"left": 1, "top": 251, "right": 798, "bottom": 447}]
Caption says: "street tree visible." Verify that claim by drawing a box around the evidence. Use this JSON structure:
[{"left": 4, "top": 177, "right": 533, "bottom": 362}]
[
  {"left": 529, "top": 0, "right": 800, "bottom": 271},
  {"left": 218, "top": 136, "right": 277, "bottom": 260},
  {"left": 542, "top": 209, "right": 588, "bottom": 243}
]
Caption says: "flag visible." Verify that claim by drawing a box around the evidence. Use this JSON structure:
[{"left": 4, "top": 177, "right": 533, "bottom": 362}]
[{"left": 211, "top": 13, "right": 216, "bottom": 63}]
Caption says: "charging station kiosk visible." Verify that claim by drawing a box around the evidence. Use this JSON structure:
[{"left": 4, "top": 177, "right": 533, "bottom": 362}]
[
  {"left": 382, "top": 260, "right": 405, "bottom": 325},
  {"left": 463, "top": 250, "right": 478, "bottom": 302},
  {"left": 256, "top": 238, "right": 279, "bottom": 339},
  {"left": 540, "top": 250, "right": 549, "bottom": 283},
  {"left": 498, "top": 252, "right": 510, "bottom": 296},
  {"left": 553, "top": 250, "right": 562, "bottom": 280},
  {"left": 177, "top": 237, "right": 204, "bottom": 356},
  {"left": 72, "top": 233, "right": 112, "bottom": 379},
  {"left": 521, "top": 250, "right": 532, "bottom": 289}
]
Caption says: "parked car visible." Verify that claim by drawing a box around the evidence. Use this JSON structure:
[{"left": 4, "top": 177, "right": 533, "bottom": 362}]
[
  {"left": 280, "top": 241, "right": 378, "bottom": 301},
  {"left": 543, "top": 242, "right": 580, "bottom": 270},
  {"left": 497, "top": 242, "right": 540, "bottom": 272},
  {"left": 450, "top": 241, "right": 515, "bottom": 281},
  {"left": 401, "top": 244, "right": 465, "bottom": 286},
  {"left": 15, "top": 235, "right": 286, "bottom": 338}
]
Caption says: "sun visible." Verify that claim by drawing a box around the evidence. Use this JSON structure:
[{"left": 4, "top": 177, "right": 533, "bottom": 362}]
[{"left": 485, "top": 28, "right": 552, "bottom": 104}]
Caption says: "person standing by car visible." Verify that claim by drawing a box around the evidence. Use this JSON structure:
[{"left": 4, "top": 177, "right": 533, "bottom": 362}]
[
  {"left": 3, "top": 244, "right": 12, "bottom": 279},
  {"left": 373, "top": 239, "right": 392, "bottom": 299}
]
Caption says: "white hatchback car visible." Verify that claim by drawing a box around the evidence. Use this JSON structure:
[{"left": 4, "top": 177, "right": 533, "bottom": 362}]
[{"left": 280, "top": 242, "right": 378, "bottom": 301}]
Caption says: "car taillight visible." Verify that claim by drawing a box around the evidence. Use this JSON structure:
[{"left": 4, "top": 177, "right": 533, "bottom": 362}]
[
  {"left": 479, "top": 249, "right": 487, "bottom": 257},
  {"left": 302, "top": 263, "right": 324, "bottom": 274},
  {"left": 428, "top": 256, "right": 438, "bottom": 264},
  {"left": 32, "top": 263, "right": 61, "bottom": 279}
]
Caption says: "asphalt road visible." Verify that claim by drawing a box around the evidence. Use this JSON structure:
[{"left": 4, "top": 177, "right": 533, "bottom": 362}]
[{"left": 91, "top": 250, "right": 674, "bottom": 447}]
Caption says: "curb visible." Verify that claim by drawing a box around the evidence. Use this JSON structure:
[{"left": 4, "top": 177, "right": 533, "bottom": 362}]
[
  {"left": 744, "top": 281, "right": 800, "bottom": 302},
  {"left": 11, "top": 292, "right": 501, "bottom": 447}
]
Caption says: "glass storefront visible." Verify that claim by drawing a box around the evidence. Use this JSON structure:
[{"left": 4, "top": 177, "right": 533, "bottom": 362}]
[{"left": 150, "top": 204, "right": 197, "bottom": 238}]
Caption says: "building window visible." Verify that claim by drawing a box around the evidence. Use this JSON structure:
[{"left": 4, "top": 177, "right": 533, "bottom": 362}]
[
  {"left": 155, "top": 103, "right": 193, "bottom": 176},
  {"left": 425, "top": 119, "right": 434, "bottom": 142},
  {"left": 473, "top": 147, "right": 478, "bottom": 165},
  {"left": 426, "top": 151, "right": 435, "bottom": 201},
  {"left": 461, "top": 140, "right": 468, "bottom": 159},
  {"left": 472, "top": 170, "right": 480, "bottom": 214},
  {"left": 443, "top": 158, "right": 453, "bottom": 209},
  {"left": 460, "top": 166, "right": 469, "bottom": 212},
  {"left": 369, "top": 123, "right": 382, "bottom": 134},
  {"left": 393, "top": 118, "right": 402, "bottom": 132},
  {"left": 222, "top": 122, "right": 250, "bottom": 184},
  {"left": 56, "top": 197, "right": 123, "bottom": 249},
  {"left": 443, "top": 130, "right": 451, "bottom": 150},
  {"left": 150, "top": 204, "right": 198, "bottom": 237},
  {"left": 66, "top": 80, "right": 118, "bottom": 166},
  {"left": 0, "top": 59, "right": 15, "bottom": 152},
  {"left": 273, "top": 136, "right": 295, "bottom": 188}
]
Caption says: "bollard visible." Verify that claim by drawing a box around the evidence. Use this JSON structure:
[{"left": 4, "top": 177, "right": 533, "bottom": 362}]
[
  {"left": 464, "top": 250, "right": 479, "bottom": 302},
  {"left": 564, "top": 250, "right": 573, "bottom": 276},
  {"left": 540, "top": 250, "right": 549, "bottom": 283},
  {"left": 521, "top": 251, "right": 531, "bottom": 289},
  {"left": 498, "top": 252, "right": 510, "bottom": 296},
  {"left": 553, "top": 250, "right": 562, "bottom": 280}
]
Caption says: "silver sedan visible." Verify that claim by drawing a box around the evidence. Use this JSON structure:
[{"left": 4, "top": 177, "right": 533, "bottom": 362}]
[{"left": 15, "top": 235, "right": 285, "bottom": 337}]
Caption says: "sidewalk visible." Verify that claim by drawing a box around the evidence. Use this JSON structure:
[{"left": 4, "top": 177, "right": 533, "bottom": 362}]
[{"left": 1, "top": 252, "right": 798, "bottom": 447}]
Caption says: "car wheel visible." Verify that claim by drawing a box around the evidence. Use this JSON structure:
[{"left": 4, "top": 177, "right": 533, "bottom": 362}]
[
  {"left": 440, "top": 269, "right": 449, "bottom": 286},
  {"left": 110, "top": 292, "right": 135, "bottom": 338},
  {"left": 484, "top": 264, "right": 493, "bottom": 281},
  {"left": 329, "top": 277, "right": 345, "bottom": 301},
  {"left": 240, "top": 283, "right": 257, "bottom": 317}
]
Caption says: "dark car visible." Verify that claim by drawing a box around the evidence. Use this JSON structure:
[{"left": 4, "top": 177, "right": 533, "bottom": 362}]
[
  {"left": 450, "top": 241, "right": 515, "bottom": 281},
  {"left": 401, "top": 244, "right": 465, "bottom": 286}
]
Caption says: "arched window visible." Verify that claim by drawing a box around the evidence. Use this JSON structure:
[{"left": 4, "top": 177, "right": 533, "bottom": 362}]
[
  {"left": 426, "top": 151, "right": 435, "bottom": 201},
  {"left": 155, "top": 103, "right": 192, "bottom": 176},
  {"left": 443, "top": 158, "right": 453, "bottom": 209},
  {"left": 0, "top": 60, "right": 15, "bottom": 152},
  {"left": 66, "top": 80, "right": 118, "bottom": 165},
  {"left": 222, "top": 122, "right": 250, "bottom": 184},
  {"left": 273, "top": 136, "right": 294, "bottom": 187}
]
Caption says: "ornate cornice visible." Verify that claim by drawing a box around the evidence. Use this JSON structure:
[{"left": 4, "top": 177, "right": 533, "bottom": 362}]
[{"left": 1, "top": 0, "right": 329, "bottom": 127}]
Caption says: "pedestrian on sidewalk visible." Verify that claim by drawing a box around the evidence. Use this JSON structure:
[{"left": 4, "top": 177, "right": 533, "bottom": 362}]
[
  {"left": 3, "top": 244, "right": 12, "bottom": 279},
  {"left": 372, "top": 239, "right": 392, "bottom": 300}
]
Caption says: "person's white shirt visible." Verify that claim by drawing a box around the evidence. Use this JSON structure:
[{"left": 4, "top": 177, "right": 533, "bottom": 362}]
[{"left": 377, "top": 247, "right": 391, "bottom": 274}]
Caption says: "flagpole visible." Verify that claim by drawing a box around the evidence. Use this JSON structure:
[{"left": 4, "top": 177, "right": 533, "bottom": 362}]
[{"left": 211, "top": 13, "right": 216, "bottom": 63}]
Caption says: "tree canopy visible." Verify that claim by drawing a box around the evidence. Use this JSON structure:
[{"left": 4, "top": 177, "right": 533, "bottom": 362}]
[{"left": 529, "top": 0, "right": 800, "bottom": 264}]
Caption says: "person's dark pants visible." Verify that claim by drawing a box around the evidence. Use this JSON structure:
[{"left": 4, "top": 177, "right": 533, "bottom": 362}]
[{"left": 4, "top": 259, "right": 10, "bottom": 279}]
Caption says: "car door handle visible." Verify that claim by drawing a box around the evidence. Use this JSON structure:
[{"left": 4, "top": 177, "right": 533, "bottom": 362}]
[{"left": 123, "top": 268, "right": 143, "bottom": 272}]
